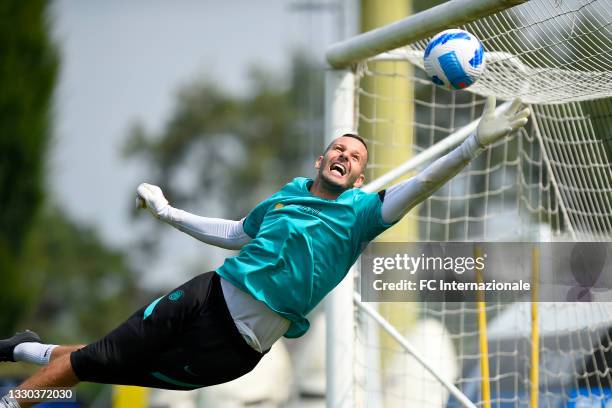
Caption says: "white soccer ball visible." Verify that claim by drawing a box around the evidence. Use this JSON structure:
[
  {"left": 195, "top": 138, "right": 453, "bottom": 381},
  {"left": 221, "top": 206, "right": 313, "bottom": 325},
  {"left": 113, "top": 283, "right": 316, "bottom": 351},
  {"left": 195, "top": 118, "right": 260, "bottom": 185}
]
[{"left": 423, "top": 29, "right": 485, "bottom": 90}]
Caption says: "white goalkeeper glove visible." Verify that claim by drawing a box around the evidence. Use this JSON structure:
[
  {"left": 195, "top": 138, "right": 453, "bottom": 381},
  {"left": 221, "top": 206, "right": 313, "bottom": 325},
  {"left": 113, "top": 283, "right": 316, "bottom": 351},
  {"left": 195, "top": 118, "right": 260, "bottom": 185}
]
[
  {"left": 476, "top": 96, "right": 530, "bottom": 147},
  {"left": 136, "top": 183, "right": 171, "bottom": 220}
]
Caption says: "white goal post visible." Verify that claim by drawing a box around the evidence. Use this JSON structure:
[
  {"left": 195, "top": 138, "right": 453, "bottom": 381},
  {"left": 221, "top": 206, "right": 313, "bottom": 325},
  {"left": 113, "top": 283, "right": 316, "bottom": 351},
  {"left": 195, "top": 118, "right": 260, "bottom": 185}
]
[
  {"left": 326, "top": 0, "right": 527, "bottom": 68},
  {"left": 324, "top": 0, "right": 612, "bottom": 407}
]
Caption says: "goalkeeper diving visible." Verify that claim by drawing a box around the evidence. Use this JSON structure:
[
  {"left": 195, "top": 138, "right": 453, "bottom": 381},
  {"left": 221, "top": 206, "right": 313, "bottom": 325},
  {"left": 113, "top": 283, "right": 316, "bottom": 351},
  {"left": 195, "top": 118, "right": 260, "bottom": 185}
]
[{"left": 0, "top": 97, "right": 529, "bottom": 408}]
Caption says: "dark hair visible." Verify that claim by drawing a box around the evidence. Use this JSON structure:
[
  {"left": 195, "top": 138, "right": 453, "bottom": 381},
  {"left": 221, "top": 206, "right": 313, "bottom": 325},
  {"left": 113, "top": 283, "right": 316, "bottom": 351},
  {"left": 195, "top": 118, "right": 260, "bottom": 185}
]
[
  {"left": 325, "top": 133, "right": 368, "bottom": 153},
  {"left": 339, "top": 133, "right": 368, "bottom": 151}
]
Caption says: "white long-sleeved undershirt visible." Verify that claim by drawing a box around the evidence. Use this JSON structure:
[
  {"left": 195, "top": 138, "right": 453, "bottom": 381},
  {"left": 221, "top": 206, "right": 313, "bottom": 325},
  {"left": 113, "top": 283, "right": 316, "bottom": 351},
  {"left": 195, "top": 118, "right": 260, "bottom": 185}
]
[
  {"left": 381, "top": 132, "right": 483, "bottom": 223},
  {"left": 163, "top": 212, "right": 251, "bottom": 250},
  {"left": 162, "top": 132, "right": 484, "bottom": 247},
  {"left": 161, "top": 132, "right": 485, "bottom": 351}
]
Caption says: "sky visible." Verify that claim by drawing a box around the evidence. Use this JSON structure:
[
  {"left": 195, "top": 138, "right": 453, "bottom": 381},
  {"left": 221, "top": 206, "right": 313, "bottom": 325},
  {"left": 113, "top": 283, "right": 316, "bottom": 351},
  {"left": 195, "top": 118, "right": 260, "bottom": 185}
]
[{"left": 50, "top": 0, "right": 355, "bottom": 288}]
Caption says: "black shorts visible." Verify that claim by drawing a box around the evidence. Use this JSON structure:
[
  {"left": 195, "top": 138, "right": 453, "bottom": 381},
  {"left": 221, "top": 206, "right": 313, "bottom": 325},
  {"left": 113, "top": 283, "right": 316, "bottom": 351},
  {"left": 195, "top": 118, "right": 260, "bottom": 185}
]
[{"left": 70, "top": 271, "right": 265, "bottom": 390}]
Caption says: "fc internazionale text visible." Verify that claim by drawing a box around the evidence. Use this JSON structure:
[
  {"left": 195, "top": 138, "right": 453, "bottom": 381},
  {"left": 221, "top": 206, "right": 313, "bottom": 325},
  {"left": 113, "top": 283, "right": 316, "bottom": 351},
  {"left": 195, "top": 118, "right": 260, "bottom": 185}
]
[{"left": 373, "top": 279, "right": 531, "bottom": 291}]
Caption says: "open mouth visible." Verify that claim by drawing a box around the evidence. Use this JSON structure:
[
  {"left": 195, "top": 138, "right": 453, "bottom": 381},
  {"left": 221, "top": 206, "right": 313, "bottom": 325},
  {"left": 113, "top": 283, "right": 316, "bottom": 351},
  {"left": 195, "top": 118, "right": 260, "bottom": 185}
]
[{"left": 330, "top": 162, "right": 347, "bottom": 177}]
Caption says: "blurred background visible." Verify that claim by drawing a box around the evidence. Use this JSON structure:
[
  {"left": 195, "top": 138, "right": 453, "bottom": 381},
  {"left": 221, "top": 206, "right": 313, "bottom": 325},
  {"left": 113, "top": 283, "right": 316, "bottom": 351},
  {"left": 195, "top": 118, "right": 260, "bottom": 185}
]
[
  {"left": 0, "top": 0, "right": 347, "bottom": 405},
  {"left": 9, "top": 0, "right": 608, "bottom": 407},
  {"left": 0, "top": 0, "right": 442, "bottom": 406}
]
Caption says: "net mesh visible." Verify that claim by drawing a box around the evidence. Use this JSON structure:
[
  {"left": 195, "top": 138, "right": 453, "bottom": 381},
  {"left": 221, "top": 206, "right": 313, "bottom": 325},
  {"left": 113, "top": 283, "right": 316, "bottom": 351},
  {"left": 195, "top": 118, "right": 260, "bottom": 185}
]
[
  {"left": 402, "top": 0, "right": 612, "bottom": 104},
  {"left": 348, "top": 0, "right": 612, "bottom": 406}
]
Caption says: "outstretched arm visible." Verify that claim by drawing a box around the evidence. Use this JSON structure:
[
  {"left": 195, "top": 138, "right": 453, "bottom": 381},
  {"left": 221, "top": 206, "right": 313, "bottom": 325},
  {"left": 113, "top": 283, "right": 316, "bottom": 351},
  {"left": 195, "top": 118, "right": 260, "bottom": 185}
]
[
  {"left": 136, "top": 184, "right": 251, "bottom": 250},
  {"left": 381, "top": 97, "right": 530, "bottom": 224}
]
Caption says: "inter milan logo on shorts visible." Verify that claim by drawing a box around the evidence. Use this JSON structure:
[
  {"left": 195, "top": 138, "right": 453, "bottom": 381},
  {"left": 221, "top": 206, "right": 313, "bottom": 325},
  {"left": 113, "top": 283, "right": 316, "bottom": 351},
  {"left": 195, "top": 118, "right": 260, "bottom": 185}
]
[{"left": 168, "top": 290, "right": 184, "bottom": 301}]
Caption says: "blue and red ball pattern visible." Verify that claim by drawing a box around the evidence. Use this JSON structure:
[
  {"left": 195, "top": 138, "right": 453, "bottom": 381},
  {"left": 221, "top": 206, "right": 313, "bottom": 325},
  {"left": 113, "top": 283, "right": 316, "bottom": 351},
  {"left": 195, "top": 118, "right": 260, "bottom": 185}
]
[{"left": 423, "top": 29, "right": 485, "bottom": 91}]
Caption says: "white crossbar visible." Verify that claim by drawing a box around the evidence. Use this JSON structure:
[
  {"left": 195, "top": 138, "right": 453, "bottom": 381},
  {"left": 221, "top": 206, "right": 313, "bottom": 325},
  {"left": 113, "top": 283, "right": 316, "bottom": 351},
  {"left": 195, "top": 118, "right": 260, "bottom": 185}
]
[{"left": 326, "top": 0, "right": 526, "bottom": 68}]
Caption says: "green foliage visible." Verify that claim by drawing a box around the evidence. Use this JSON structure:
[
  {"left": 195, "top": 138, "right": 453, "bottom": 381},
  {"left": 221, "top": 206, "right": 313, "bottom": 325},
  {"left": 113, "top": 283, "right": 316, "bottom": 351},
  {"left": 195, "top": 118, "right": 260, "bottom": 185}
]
[
  {"left": 125, "top": 53, "right": 324, "bottom": 220},
  {"left": 0, "top": 1, "right": 141, "bottom": 345},
  {"left": 1, "top": 206, "right": 142, "bottom": 405},
  {"left": 0, "top": 0, "right": 59, "bottom": 333},
  {"left": 19, "top": 206, "right": 142, "bottom": 344}
]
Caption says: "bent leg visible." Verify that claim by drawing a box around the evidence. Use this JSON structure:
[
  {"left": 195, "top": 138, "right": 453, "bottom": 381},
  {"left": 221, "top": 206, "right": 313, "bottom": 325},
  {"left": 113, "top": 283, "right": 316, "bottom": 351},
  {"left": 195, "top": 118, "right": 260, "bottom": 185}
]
[
  {"left": 50, "top": 345, "right": 84, "bottom": 362},
  {"left": 4, "top": 270, "right": 265, "bottom": 406},
  {"left": 17, "top": 354, "right": 79, "bottom": 408},
  {"left": 69, "top": 271, "right": 265, "bottom": 390},
  {"left": 63, "top": 273, "right": 220, "bottom": 389},
  {"left": 12, "top": 343, "right": 84, "bottom": 367}
]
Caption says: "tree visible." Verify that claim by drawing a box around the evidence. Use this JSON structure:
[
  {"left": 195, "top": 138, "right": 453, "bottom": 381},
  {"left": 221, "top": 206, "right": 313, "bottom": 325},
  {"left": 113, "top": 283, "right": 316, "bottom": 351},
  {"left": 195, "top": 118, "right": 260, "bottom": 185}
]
[
  {"left": 20, "top": 206, "right": 142, "bottom": 344},
  {"left": 125, "top": 53, "right": 324, "bottom": 229},
  {"left": 0, "top": 0, "right": 59, "bottom": 333},
  {"left": 0, "top": 1, "right": 144, "bottom": 344}
]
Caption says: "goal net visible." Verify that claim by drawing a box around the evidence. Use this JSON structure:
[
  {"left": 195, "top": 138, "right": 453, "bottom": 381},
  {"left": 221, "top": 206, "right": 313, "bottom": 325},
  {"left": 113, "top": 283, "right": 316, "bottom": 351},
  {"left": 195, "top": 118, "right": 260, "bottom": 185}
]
[{"left": 325, "top": 0, "right": 612, "bottom": 406}]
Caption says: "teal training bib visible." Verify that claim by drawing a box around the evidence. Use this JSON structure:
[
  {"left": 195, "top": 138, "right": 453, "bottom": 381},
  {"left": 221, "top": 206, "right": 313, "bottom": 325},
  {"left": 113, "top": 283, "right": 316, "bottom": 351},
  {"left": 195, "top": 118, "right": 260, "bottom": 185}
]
[{"left": 216, "top": 177, "right": 394, "bottom": 338}]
